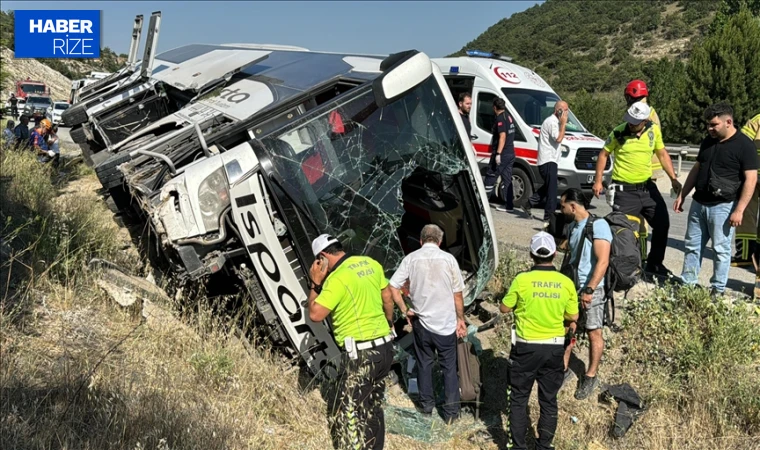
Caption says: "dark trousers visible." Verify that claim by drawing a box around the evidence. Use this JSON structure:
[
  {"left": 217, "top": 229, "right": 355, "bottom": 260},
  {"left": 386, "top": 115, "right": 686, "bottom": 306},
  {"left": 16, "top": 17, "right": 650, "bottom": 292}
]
[
  {"left": 484, "top": 152, "right": 515, "bottom": 209},
  {"left": 507, "top": 342, "right": 565, "bottom": 450},
  {"left": 528, "top": 162, "right": 558, "bottom": 220},
  {"left": 412, "top": 319, "right": 460, "bottom": 419},
  {"left": 335, "top": 341, "right": 394, "bottom": 450},
  {"left": 613, "top": 179, "right": 669, "bottom": 266}
]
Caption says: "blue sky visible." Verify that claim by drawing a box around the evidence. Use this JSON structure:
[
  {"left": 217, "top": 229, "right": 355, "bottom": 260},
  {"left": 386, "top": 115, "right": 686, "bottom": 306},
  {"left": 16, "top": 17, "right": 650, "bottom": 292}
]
[{"left": 5, "top": 1, "right": 540, "bottom": 57}]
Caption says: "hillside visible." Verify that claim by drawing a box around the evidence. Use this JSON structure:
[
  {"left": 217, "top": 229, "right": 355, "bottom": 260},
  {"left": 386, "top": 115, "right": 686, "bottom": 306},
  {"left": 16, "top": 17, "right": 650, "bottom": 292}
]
[
  {"left": 452, "top": 0, "right": 718, "bottom": 96},
  {"left": 453, "top": 0, "right": 760, "bottom": 144},
  {"left": 0, "top": 47, "right": 71, "bottom": 101}
]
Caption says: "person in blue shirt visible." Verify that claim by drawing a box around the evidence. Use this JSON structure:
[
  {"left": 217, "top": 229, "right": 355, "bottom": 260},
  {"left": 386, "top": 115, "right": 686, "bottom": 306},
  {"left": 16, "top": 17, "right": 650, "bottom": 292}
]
[{"left": 559, "top": 188, "right": 612, "bottom": 401}]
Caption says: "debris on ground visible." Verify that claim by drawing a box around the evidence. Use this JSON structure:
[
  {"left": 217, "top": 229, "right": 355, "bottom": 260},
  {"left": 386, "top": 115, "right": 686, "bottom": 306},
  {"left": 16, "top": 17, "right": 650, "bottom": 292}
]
[{"left": 600, "top": 382, "right": 647, "bottom": 438}]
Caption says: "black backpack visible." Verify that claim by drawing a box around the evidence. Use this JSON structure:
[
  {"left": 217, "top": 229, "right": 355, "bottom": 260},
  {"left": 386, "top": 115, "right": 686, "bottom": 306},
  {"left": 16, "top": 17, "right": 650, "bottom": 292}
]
[{"left": 561, "top": 212, "right": 643, "bottom": 325}]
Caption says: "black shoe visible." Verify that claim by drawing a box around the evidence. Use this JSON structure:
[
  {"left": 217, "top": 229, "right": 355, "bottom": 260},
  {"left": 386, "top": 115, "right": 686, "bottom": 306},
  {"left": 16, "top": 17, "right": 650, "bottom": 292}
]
[
  {"left": 645, "top": 263, "right": 674, "bottom": 278},
  {"left": 444, "top": 414, "right": 459, "bottom": 425},
  {"left": 575, "top": 375, "right": 599, "bottom": 400},
  {"left": 414, "top": 404, "right": 433, "bottom": 416},
  {"left": 709, "top": 288, "right": 725, "bottom": 300}
]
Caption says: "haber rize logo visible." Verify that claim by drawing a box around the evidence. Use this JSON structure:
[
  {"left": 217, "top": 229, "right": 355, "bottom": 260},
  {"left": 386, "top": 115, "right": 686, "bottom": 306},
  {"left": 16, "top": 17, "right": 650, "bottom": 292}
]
[{"left": 14, "top": 10, "right": 101, "bottom": 59}]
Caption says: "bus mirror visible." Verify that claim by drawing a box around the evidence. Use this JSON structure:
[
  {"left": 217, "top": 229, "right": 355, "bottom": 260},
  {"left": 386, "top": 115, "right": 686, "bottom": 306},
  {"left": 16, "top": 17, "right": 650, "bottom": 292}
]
[{"left": 373, "top": 50, "right": 432, "bottom": 108}]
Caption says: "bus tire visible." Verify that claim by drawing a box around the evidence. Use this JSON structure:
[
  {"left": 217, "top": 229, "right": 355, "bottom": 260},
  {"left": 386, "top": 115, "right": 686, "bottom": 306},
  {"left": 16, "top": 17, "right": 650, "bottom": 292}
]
[
  {"left": 70, "top": 125, "right": 88, "bottom": 144},
  {"left": 61, "top": 103, "right": 88, "bottom": 127}
]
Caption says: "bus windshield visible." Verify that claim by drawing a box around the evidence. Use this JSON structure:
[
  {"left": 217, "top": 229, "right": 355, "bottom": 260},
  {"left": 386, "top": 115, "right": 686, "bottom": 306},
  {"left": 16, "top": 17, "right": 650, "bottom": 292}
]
[{"left": 259, "top": 76, "right": 495, "bottom": 303}]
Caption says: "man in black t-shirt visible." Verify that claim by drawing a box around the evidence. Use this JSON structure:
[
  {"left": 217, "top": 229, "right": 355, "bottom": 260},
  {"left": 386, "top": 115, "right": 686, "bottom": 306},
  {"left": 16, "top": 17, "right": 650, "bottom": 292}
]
[
  {"left": 484, "top": 97, "right": 516, "bottom": 211},
  {"left": 673, "top": 102, "right": 759, "bottom": 295}
]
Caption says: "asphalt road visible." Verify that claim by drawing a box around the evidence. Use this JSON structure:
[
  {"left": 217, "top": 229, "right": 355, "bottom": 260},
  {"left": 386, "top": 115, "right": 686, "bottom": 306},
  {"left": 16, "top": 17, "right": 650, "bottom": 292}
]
[
  {"left": 491, "top": 163, "right": 757, "bottom": 297},
  {"left": 57, "top": 125, "right": 76, "bottom": 151}
]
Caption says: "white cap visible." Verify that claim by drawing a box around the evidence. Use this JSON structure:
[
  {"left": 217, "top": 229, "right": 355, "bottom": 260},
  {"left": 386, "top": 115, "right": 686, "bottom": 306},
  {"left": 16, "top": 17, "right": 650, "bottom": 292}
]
[
  {"left": 311, "top": 234, "right": 340, "bottom": 257},
  {"left": 623, "top": 101, "right": 651, "bottom": 125},
  {"left": 530, "top": 231, "right": 556, "bottom": 257}
]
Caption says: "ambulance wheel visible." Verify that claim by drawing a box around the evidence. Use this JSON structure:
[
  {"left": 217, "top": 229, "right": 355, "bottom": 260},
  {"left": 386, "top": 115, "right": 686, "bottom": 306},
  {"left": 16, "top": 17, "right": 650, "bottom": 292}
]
[{"left": 511, "top": 167, "right": 532, "bottom": 207}]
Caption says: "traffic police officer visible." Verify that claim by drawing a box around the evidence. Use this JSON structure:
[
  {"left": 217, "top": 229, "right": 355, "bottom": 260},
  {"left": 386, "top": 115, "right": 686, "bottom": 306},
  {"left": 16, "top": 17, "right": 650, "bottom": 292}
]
[
  {"left": 500, "top": 232, "right": 579, "bottom": 450},
  {"left": 733, "top": 112, "right": 760, "bottom": 266},
  {"left": 593, "top": 101, "right": 682, "bottom": 276},
  {"left": 624, "top": 80, "right": 662, "bottom": 251},
  {"left": 624, "top": 80, "right": 663, "bottom": 179},
  {"left": 484, "top": 97, "right": 517, "bottom": 212},
  {"left": 307, "top": 234, "right": 395, "bottom": 450}
]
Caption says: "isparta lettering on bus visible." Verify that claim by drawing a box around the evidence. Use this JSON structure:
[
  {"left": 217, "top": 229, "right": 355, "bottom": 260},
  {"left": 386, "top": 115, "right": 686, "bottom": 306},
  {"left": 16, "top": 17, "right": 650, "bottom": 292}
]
[
  {"left": 14, "top": 10, "right": 101, "bottom": 58},
  {"left": 230, "top": 170, "right": 340, "bottom": 378}
]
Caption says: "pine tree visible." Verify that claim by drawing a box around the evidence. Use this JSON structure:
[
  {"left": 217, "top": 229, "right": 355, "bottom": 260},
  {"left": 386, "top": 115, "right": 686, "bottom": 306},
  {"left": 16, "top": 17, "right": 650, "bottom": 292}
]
[
  {"left": 685, "top": 7, "right": 760, "bottom": 142},
  {"left": 646, "top": 58, "right": 692, "bottom": 143},
  {"left": 710, "top": 0, "right": 760, "bottom": 32}
]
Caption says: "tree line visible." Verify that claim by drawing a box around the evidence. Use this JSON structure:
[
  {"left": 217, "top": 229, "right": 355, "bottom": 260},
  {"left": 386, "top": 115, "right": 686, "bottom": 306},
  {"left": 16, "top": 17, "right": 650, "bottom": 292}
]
[
  {"left": 568, "top": 6, "right": 759, "bottom": 144},
  {"left": 455, "top": 0, "right": 759, "bottom": 144}
]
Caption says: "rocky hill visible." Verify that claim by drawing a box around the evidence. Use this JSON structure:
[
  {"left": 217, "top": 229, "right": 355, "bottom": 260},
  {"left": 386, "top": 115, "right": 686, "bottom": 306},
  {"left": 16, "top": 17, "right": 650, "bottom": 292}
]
[{"left": 0, "top": 47, "right": 71, "bottom": 102}]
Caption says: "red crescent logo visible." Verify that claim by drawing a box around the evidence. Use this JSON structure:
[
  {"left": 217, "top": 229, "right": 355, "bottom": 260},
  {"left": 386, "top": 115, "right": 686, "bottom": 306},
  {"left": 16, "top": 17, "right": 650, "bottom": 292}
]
[{"left": 494, "top": 66, "right": 521, "bottom": 84}]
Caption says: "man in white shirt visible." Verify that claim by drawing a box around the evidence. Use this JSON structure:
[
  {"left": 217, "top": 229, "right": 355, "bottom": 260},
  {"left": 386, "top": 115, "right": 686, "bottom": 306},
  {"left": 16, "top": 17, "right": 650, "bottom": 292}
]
[
  {"left": 523, "top": 101, "right": 569, "bottom": 227},
  {"left": 389, "top": 224, "right": 466, "bottom": 424}
]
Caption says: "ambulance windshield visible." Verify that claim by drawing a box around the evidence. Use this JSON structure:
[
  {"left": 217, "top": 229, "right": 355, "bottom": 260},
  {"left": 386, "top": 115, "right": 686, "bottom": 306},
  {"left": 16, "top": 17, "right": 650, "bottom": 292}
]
[{"left": 502, "top": 88, "right": 586, "bottom": 133}]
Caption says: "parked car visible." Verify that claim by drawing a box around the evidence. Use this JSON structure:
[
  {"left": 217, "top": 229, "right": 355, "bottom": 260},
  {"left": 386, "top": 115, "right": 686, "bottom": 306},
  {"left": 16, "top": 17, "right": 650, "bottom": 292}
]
[
  {"left": 23, "top": 96, "right": 53, "bottom": 121},
  {"left": 46, "top": 101, "right": 71, "bottom": 125}
]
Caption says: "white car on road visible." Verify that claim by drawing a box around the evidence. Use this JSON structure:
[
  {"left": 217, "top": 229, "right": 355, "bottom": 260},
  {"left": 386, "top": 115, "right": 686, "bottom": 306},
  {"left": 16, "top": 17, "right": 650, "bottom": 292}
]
[{"left": 46, "top": 101, "right": 71, "bottom": 125}]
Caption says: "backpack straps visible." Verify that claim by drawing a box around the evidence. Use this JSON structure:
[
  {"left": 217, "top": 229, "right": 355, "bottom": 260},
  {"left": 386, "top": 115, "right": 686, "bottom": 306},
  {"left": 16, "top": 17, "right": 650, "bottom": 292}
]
[
  {"left": 562, "top": 215, "right": 598, "bottom": 285},
  {"left": 583, "top": 215, "right": 597, "bottom": 245}
]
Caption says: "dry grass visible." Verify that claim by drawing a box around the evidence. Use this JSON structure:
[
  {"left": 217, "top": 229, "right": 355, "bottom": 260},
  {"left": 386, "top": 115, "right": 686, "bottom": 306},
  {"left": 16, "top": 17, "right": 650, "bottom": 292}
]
[{"left": 1, "top": 148, "right": 759, "bottom": 450}]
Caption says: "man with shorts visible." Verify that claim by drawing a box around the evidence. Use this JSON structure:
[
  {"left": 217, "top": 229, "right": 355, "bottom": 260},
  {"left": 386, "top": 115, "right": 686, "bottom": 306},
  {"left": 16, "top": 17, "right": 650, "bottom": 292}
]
[{"left": 559, "top": 188, "right": 612, "bottom": 400}]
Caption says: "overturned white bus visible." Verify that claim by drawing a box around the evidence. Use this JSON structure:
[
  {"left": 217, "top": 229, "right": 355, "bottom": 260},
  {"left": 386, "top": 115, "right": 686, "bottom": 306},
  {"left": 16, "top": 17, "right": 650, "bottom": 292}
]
[{"left": 74, "top": 33, "right": 498, "bottom": 377}]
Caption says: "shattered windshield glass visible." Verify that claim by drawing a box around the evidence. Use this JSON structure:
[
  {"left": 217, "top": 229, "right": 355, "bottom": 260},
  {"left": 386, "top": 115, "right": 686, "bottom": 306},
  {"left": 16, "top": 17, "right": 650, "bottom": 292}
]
[{"left": 259, "top": 76, "right": 494, "bottom": 303}]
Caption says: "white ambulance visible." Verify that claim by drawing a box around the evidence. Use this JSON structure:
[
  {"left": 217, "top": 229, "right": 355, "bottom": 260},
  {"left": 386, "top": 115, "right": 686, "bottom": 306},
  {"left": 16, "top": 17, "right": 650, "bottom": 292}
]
[{"left": 433, "top": 50, "right": 612, "bottom": 206}]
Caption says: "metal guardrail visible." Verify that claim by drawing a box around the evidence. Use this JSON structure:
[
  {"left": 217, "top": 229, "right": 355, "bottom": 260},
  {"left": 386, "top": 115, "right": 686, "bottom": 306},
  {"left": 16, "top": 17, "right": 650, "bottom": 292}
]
[{"left": 664, "top": 143, "right": 700, "bottom": 176}]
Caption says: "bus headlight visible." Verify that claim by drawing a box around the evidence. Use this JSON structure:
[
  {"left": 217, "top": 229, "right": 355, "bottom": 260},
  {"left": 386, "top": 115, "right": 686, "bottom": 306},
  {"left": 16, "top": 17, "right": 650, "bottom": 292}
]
[{"left": 197, "top": 168, "right": 230, "bottom": 231}]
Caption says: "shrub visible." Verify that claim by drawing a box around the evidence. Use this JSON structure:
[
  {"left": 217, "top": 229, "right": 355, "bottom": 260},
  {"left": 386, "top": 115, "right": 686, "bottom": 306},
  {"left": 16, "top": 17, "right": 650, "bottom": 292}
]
[{"left": 622, "top": 283, "right": 760, "bottom": 434}]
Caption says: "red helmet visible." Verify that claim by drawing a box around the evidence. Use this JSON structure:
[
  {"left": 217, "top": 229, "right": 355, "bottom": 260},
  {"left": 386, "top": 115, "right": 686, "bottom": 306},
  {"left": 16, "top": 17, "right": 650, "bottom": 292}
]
[{"left": 625, "top": 80, "right": 649, "bottom": 99}]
